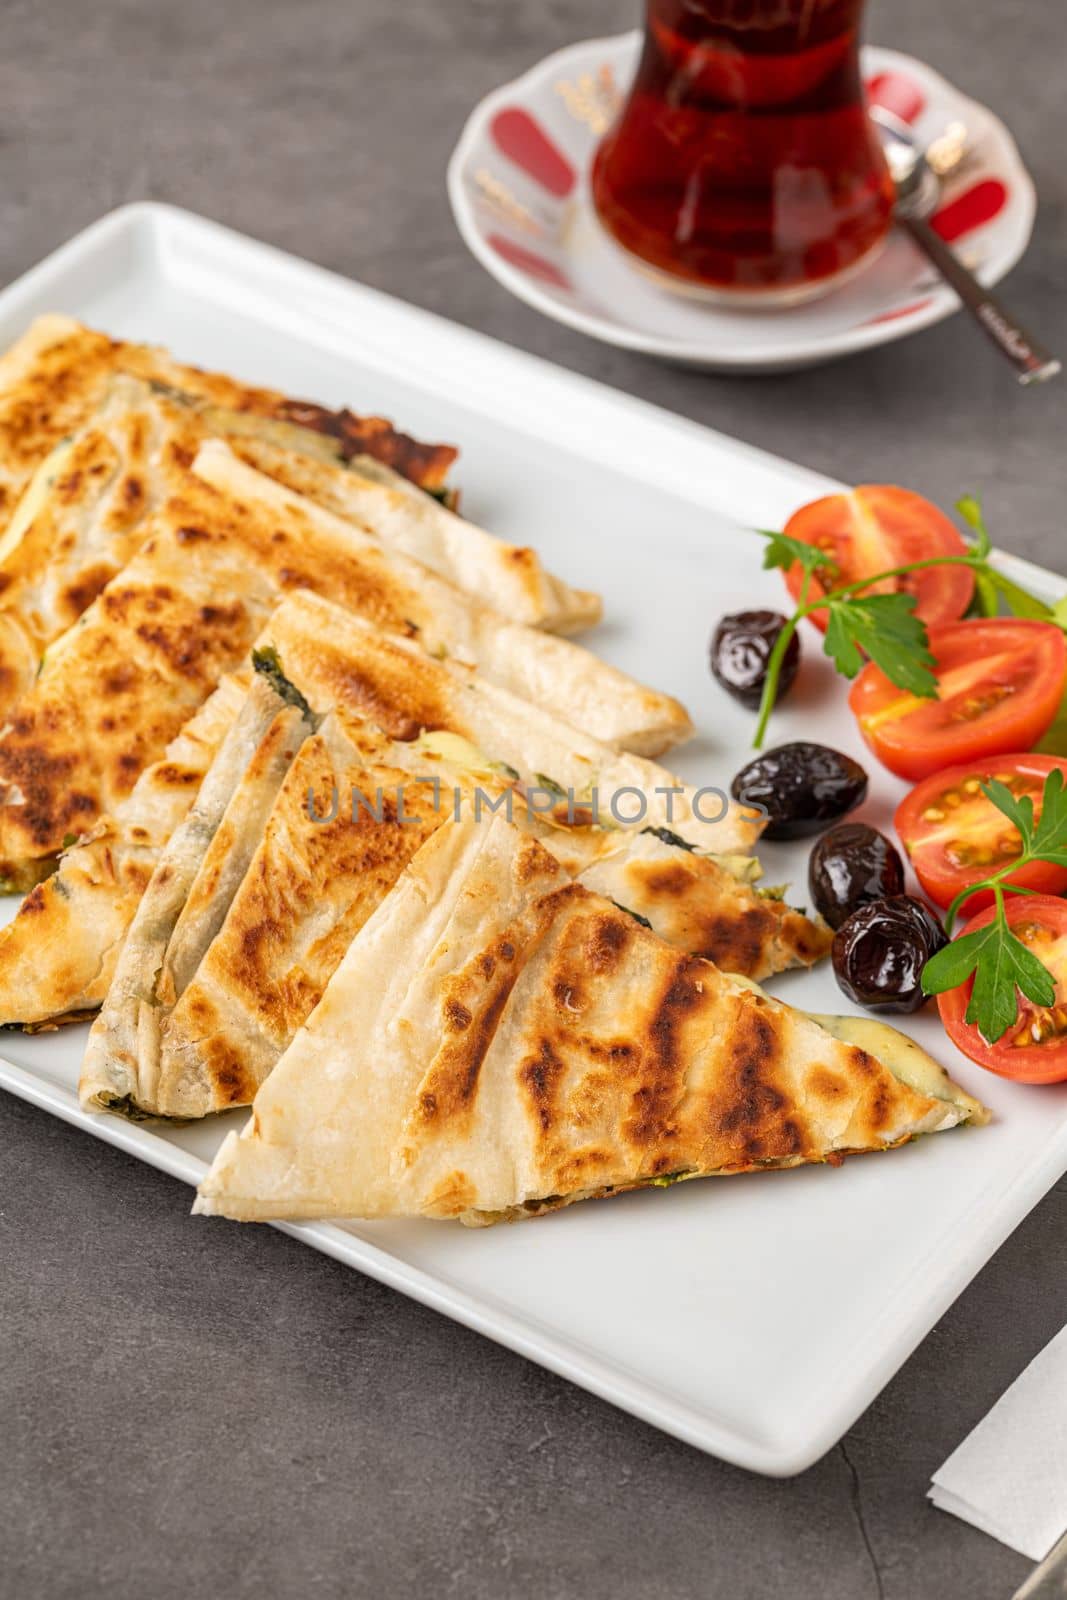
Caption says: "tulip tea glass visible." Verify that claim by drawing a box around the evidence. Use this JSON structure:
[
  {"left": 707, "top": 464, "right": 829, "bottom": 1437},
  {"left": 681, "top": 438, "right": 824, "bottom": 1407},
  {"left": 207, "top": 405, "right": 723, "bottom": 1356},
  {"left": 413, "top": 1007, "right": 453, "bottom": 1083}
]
[{"left": 592, "top": 0, "right": 894, "bottom": 304}]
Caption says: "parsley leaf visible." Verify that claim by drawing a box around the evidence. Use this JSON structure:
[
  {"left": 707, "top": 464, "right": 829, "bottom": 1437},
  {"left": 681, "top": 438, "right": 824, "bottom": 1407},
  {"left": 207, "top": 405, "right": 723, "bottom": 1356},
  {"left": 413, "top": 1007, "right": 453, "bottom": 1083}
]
[
  {"left": 922, "top": 919, "right": 1056, "bottom": 1044},
  {"left": 979, "top": 777, "right": 1035, "bottom": 850},
  {"left": 823, "top": 592, "right": 938, "bottom": 694},
  {"left": 757, "top": 529, "right": 837, "bottom": 580},
  {"left": 922, "top": 769, "right": 1067, "bottom": 1042},
  {"left": 1029, "top": 766, "right": 1067, "bottom": 855},
  {"left": 970, "top": 929, "right": 1056, "bottom": 1042},
  {"left": 922, "top": 923, "right": 998, "bottom": 995}
]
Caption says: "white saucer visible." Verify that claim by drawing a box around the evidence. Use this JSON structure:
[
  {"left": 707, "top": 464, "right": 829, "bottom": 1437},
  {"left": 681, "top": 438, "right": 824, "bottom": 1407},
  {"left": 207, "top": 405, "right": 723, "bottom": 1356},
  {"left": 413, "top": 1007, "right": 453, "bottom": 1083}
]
[{"left": 447, "top": 34, "right": 1036, "bottom": 373}]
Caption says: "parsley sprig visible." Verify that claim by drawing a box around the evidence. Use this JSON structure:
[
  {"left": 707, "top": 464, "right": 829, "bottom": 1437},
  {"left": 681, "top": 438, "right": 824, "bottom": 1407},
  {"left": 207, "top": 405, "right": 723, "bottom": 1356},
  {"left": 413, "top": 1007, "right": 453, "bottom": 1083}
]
[
  {"left": 920, "top": 768, "right": 1067, "bottom": 1043},
  {"left": 751, "top": 498, "right": 1067, "bottom": 749}
]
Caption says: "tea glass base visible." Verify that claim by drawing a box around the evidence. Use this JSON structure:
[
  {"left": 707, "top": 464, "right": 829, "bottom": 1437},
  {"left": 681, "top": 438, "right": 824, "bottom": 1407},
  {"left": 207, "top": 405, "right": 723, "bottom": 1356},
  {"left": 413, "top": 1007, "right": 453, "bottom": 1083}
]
[{"left": 603, "top": 230, "right": 888, "bottom": 310}]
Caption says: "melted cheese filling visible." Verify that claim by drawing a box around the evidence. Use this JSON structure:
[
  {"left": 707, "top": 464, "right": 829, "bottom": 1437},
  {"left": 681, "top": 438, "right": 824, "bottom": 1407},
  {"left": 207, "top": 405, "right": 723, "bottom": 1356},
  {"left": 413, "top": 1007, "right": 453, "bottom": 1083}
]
[
  {"left": 0, "top": 435, "right": 75, "bottom": 567},
  {"left": 727, "top": 972, "right": 988, "bottom": 1126}
]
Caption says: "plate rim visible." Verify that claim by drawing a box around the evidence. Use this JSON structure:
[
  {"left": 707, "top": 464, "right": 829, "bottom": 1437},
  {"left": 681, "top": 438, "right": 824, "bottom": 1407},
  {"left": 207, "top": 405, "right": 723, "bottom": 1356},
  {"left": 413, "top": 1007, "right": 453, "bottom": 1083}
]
[
  {"left": 446, "top": 34, "right": 1038, "bottom": 371},
  {"left": 0, "top": 200, "right": 1064, "bottom": 1478}
]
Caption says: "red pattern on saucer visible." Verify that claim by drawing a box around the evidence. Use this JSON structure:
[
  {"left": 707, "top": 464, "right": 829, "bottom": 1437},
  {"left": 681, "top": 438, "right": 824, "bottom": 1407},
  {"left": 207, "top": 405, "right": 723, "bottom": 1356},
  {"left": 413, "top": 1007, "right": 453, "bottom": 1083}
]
[
  {"left": 490, "top": 109, "right": 576, "bottom": 198},
  {"left": 488, "top": 233, "right": 573, "bottom": 290},
  {"left": 865, "top": 70, "right": 926, "bottom": 125},
  {"left": 865, "top": 298, "right": 935, "bottom": 326},
  {"left": 932, "top": 180, "right": 1009, "bottom": 243}
]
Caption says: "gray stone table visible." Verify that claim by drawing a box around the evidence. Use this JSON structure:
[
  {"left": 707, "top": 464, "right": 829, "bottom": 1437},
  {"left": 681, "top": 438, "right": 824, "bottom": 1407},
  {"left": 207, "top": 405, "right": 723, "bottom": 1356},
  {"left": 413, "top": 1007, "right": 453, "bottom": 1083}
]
[{"left": 1, "top": 2, "right": 1065, "bottom": 1596}]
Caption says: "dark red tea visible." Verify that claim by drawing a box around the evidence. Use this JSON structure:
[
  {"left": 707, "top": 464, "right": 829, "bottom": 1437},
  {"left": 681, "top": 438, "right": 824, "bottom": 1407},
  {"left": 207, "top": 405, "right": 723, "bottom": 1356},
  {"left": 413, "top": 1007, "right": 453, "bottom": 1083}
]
[{"left": 592, "top": 0, "right": 894, "bottom": 301}]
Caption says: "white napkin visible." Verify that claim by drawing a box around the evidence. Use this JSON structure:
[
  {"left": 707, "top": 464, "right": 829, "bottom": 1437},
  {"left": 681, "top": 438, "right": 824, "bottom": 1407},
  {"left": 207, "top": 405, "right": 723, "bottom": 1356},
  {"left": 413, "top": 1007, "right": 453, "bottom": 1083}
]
[{"left": 929, "top": 1324, "right": 1067, "bottom": 1560}]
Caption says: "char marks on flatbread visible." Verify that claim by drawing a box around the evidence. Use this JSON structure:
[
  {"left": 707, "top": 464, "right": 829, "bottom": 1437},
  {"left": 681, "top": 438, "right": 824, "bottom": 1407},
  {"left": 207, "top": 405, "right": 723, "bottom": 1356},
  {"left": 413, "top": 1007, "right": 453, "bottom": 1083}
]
[
  {"left": 0, "top": 375, "right": 601, "bottom": 722},
  {"left": 0, "top": 590, "right": 773, "bottom": 1034},
  {"left": 80, "top": 676, "right": 315, "bottom": 1116},
  {"left": 0, "top": 315, "right": 454, "bottom": 545},
  {"left": 228, "top": 435, "right": 601, "bottom": 634},
  {"left": 573, "top": 830, "right": 830, "bottom": 978},
  {"left": 137, "top": 718, "right": 446, "bottom": 1118},
  {"left": 0, "top": 486, "right": 260, "bottom": 891},
  {"left": 0, "top": 673, "right": 248, "bottom": 1027},
  {"left": 262, "top": 591, "right": 760, "bottom": 855},
  {"left": 0, "top": 378, "right": 210, "bottom": 714},
  {"left": 0, "top": 455, "right": 626, "bottom": 888},
  {"left": 195, "top": 817, "right": 986, "bottom": 1225},
  {"left": 191, "top": 440, "right": 683, "bottom": 754},
  {"left": 107, "top": 706, "right": 820, "bottom": 1119}
]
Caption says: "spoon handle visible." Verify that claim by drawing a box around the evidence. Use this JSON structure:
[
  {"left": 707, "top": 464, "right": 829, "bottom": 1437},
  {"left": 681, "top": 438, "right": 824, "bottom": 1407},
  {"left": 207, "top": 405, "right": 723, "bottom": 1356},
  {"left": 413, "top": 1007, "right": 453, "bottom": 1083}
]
[{"left": 902, "top": 213, "right": 1061, "bottom": 385}]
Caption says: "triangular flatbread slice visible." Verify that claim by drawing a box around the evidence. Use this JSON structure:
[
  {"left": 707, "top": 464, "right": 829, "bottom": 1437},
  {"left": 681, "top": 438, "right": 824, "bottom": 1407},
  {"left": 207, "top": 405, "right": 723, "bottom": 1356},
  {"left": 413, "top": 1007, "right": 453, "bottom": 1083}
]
[
  {"left": 569, "top": 828, "right": 828, "bottom": 977},
  {"left": 225, "top": 435, "right": 600, "bottom": 634},
  {"left": 0, "top": 371, "right": 598, "bottom": 723},
  {"left": 133, "top": 715, "right": 446, "bottom": 1118},
  {"left": 79, "top": 675, "right": 316, "bottom": 1116},
  {"left": 190, "top": 440, "right": 682, "bottom": 753},
  {"left": 0, "top": 313, "right": 455, "bottom": 535},
  {"left": 261, "top": 590, "right": 760, "bottom": 856},
  {"left": 0, "top": 375, "right": 186, "bottom": 712},
  {"left": 0, "top": 589, "right": 759, "bottom": 1030},
  {"left": 0, "top": 449, "right": 663, "bottom": 887},
  {"left": 0, "top": 672, "right": 248, "bottom": 1027},
  {"left": 195, "top": 816, "right": 987, "bottom": 1225},
  {"left": 0, "top": 316, "right": 595, "bottom": 647},
  {"left": 137, "top": 712, "right": 824, "bottom": 1121}
]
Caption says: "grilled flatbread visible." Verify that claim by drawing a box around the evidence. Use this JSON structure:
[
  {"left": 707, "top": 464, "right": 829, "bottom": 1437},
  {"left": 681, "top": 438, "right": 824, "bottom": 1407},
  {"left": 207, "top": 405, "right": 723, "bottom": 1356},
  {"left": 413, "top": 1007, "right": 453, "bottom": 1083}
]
[
  {"left": 0, "top": 315, "right": 454, "bottom": 540},
  {"left": 102, "top": 703, "right": 818, "bottom": 1120},
  {"left": 226, "top": 436, "right": 600, "bottom": 634},
  {"left": 0, "top": 480, "right": 269, "bottom": 891},
  {"left": 0, "top": 378, "right": 599, "bottom": 721},
  {"left": 0, "top": 377, "right": 211, "bottom": 714},
  {"left": 104, "top": 716, "right": 447, "bottom": 1119},
  {"left": 191, "top": 440, "right": 683, "bottom": 753},
  {"left": 0, "top": 673, "right": 248, "bottom": 1027},
  {"left": 0, "top": 457, "right": 643, "bottom": 889},
  {"left": 194, "top": 816, "right": 987, "bottom": 1225},
  {"left": 0, "top": 318, "right": 596, "bottom": 654},
  {"left": 80, "top": 677, "right": 315, "bottom": 1116},
  {"left": 261, "top": 590, "right": 760, "bottom": 855},
  {"left": 0, "top": 587, "right": 759, "bottom": 1030},
  {"left": 570, "top": 828, "right": 829, "bottom": 977}
]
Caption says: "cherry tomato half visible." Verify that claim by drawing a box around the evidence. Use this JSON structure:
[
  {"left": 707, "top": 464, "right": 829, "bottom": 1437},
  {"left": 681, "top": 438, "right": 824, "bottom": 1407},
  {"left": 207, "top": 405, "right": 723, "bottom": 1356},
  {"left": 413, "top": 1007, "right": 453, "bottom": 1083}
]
[
  {"left": 896, "top": 755, "right": 1067, "bottom": 914},
  {"left": 783, "top": 486, "right": 975, "bottom": 632},
  {"left": 849, "top": 619, "right": 1067, "bottom": 782},
  {"left": 937, "top": 894, "right": 1067, "bottom": 1083}
]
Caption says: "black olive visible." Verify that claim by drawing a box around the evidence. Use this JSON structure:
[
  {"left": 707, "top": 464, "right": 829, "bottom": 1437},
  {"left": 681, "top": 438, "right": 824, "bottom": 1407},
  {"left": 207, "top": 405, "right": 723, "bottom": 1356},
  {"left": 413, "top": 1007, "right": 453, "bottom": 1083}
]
[
  {"left": 832, "top": 896, "right": 947, "bottom": 1014},
  {"left": 731, "top": 742, "right": 868, "bottom": 840},
  {"left": 710, "top": 610, "right": 800, "bottom": 710},
  {"left": 808, "top": 823, "right": 906, "bottom": 930}
]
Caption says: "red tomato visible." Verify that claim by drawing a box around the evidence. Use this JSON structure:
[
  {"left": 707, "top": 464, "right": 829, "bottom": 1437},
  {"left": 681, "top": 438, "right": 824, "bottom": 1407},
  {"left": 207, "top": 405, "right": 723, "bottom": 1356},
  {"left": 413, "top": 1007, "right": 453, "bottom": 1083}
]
[
  {"left": 849, "top": 619, "right": 1067, "bottom": 781},
  {"left": 896, "top": 755, "right": 1067, "bottom": 913},
  {"left": 937, "top": 895, "right": 1067, "bottom": 1083},
  {"left": 782, "top": 486, "right": 974, "bottom": 632}
]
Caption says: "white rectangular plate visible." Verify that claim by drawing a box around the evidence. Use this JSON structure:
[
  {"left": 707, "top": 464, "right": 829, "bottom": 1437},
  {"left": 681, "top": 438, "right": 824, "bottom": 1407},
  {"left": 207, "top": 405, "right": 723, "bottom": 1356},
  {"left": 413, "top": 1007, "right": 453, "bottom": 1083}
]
[{"left": 2, "top": 204, "right": 1065, "bottom": 1476}]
